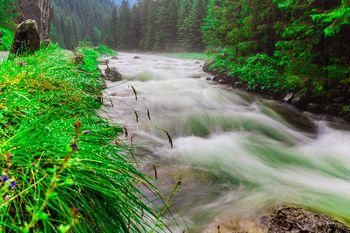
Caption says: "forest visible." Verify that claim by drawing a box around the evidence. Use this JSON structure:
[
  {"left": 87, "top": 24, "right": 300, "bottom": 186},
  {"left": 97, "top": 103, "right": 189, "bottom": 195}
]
[
  {"left": 51, "top": 0, "right": 350, "bottom": 118},
  {"left": 51, "top": 0, "right": 208, "bottom": 51}
]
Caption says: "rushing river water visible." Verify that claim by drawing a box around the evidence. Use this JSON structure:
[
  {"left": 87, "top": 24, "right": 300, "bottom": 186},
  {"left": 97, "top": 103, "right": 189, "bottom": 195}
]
[{"left": 99, "top": 53, "right": 350, "bottom": 232}]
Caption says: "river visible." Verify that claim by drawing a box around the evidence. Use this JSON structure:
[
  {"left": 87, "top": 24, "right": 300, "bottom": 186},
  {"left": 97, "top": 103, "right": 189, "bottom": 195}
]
[{"left": 99, "top": 53, "right": 350, "bottom": 232}]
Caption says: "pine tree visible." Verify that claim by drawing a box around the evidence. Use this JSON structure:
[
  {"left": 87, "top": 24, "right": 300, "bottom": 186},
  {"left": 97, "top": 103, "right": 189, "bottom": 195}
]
[
  {"left": 118, "top": 0, "right": 131, "bottom": 49},
  {"left": 109, "top": 6, "right": 119, "bottom": 48}
]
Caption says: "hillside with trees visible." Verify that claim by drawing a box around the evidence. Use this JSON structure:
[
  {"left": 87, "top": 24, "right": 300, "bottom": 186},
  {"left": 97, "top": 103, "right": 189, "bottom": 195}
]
[
  {"left": 50, "top": 0, "right": 208, "bottom": 51},
  {"left": 50, "top": 0, "right": 114, "bottom": 49}
]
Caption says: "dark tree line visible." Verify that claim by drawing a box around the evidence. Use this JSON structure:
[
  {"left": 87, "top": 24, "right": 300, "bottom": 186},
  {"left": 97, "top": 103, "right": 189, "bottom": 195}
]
[
  {"left": 50, "top": 0, "right": 114, "bottom": 49},
  {"left": 106, "top": 0, "right": 208, "bottom": 51},
  {"left": 50, "top": 0, "right": 208, "bottom": 51}
]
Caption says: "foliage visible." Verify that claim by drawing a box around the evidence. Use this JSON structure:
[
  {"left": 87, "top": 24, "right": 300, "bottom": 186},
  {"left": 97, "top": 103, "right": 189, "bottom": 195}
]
[
  {"left": 0, "top": 44, "right": 155, "bottom": 232},
  {"left": 205, "top": 0, "right": 350, "bottom": 95},
  {"left": 0, "top": 0, "right": 17, "bottom": 26},
  {"left": 0, "top": 26, "right": 14, "bottom": 51}
]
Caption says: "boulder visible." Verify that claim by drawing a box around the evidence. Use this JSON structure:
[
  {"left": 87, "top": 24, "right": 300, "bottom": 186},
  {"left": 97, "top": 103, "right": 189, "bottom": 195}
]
[
  {"left": 16, "top": 0, "right": 53, "bottom": 39},
  {"left": 10, "top": 19, "right": 40, "bottom": 55},
  {"left": 262, "top": 206, "right": 350, "bottom": 233},
  {"left": 307, "top": 103, "right": 322, "bottom": 113},
  {"left": 74, "top": 52, "right": 84, "bottom": 64},
  {"left": 203, "top": 62, "right": 211, "bottom": 72},
  {"left": 291, "top": 89, "right": 307, "bottom": 106},
  {"left": 104, "top": 66, "right": 122, "bottom": 82}
]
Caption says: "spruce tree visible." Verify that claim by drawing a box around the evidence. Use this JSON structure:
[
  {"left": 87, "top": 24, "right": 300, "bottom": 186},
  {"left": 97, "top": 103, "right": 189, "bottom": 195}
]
[
  {"left": 118, "top": 0, "right": 131, "bottom": 49},
  {"left": 109, "top": 6, "right": 119, "bottom": 48}
]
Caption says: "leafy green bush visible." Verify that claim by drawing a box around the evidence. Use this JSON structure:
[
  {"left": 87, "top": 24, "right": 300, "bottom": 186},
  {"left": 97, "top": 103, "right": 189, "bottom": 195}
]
[
  {"left": 209, "top": 48, "right": 306, "bottom": 93},
  {"left": 236, "top": 54, "right": 281, "bottom": 91},
  {"left": 0, "top": 45, "right": 155, "bottom": 232}
]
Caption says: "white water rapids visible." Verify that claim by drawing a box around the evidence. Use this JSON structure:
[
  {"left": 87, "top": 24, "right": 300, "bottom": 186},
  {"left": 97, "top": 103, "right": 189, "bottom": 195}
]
[{"left": 99, "top": 53, "right": 350, "bottom": 232}]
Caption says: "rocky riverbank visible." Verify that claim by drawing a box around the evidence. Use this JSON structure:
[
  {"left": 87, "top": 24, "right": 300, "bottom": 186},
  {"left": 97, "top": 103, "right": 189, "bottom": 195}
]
[
  {"left": 205, "top": 206, "right": 350, "bottom": 233},
  {"left": 204, "top": 63, "right": 350, "bottom": 122}
]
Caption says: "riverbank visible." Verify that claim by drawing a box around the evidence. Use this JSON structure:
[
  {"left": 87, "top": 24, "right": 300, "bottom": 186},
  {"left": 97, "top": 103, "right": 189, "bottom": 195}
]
[
  {"left": 204, "top": 62, "right": 350, "bottom": 122},
  {"left": 0, "top": 45, "right": 154, "bottom": 232}
]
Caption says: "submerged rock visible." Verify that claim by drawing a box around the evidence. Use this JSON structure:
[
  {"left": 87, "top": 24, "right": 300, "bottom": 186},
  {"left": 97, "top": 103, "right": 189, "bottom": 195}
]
[
  {"left": 104, "top": 66, "right": 122, "bottom": 82},
  {"left": 291, "top": 89, "right": 307, "bottom": 106},
  {"left": 10, "top": 19, "right": 40, "bottom": 55},
  {"left": 133, "top": 56, "right": 140, "bottom": 59},
  {"left": 263, "top": 101, "right": 317, "bottom": 134},
  {"left": 263, "top": 206, "right": 350, "bottom": 233}
]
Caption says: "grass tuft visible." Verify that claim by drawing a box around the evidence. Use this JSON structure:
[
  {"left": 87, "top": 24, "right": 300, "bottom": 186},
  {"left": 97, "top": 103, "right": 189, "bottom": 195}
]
[{"left": 0, "top": 44, "right": 155, "bottom": 232}]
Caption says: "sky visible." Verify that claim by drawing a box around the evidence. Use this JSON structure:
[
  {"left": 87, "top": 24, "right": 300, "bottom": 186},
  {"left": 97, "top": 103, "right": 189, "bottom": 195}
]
[{"left": 114, "top": 0, "right": 138, "bottom": 6}]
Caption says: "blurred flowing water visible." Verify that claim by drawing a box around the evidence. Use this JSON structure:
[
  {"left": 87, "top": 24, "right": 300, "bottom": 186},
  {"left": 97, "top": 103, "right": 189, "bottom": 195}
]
[{"left": 99, "top": 53, "right": 350, "bottom": 232}]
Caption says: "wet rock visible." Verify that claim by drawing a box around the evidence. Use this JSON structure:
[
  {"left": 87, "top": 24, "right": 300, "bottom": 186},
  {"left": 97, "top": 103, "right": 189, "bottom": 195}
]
[
  {"left": 104, "top": 66, "right": 122, "bottom": 82},
  {"left": 213, "top": 76, "right": 220, "bottom": 82},
  {"left": 307, "top": 103, "right": 322, "bottom": 112},
  {"left": 291, "top": 89, "right": 307, "bottom": 105},
  {"left": 263, "top": 206, "right": 350, "bottom": 233},
  {"left": 111, "top": 56, "right": 118, "bottom": 60},
  {"left": 333, "top": 96, "right": 348, "bottom": 104},
  {"left": 325, "top": 104, "right": 342, "bottom": 115},
  {"left": 203, "top": 61, "right": 213, "bottom": 72},
  {"left": 206, "top": 77, "right": 212, "bottom": 81},
  {"left": 190, "top": 74, "right": 202, "bottom": 79},
  {"left": 133, "top": 56, "right": 140, "bottom": 59},
  {"left": 10, "top": 19, "right": 40, "bottom": 55},
  {"left": 264, "top": 101, "right": 317, "bottom": 134},
  {"left": 74, "top": 52, "right": 84, "bottom": 64},
  {"left": 283, "top": 93, "right": 294, "bottom": 103}
]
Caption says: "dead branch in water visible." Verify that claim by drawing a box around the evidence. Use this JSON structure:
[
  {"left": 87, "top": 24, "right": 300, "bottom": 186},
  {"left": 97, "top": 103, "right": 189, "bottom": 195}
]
[
  {"left": 147, "top": 108, "right": 151, "bottom": 121},
  {"left": 165, "top": 130, "right": 173, "bottom": 148},
  {"left": 130, "top": 84, "right": 138, "bottom": 102},
  {"left": 124, "top": 126, "right": 128, "bottom": 138},
  {"left": 156, "top": 127, "right": 174, "bottom": 148},
  {"left": 134, "top": 110, "right": 139, "bottom": 123},
  {"left": 152, "top": 164, "right": 158, "bottom": 180}
]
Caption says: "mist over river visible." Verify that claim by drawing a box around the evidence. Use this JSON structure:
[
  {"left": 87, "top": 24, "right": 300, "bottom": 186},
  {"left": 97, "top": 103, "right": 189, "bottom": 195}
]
[{"left": 99, "top": 53, "right": 350, "bottom": 232}]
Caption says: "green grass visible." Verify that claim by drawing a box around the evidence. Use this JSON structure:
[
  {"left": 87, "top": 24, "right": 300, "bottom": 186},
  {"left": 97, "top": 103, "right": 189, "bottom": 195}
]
[
  {"left": 164, "top": 52, "right": 211, "bottom": 60},
  {"left": 0, "top": 27, "right": 14, "bottom": 51},
  {"left": 95, "top": 44, "right": 117, "bottom": 56},
  {"left": 0, "top": 44, "right": 156, "bottom": 232}
]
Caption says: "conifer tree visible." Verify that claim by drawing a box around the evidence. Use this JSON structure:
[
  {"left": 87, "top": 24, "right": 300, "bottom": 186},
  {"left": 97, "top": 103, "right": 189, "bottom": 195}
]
[
  {"left": 109, "top": 6, "right": 119, "bottom": 48},
  {"left": 118, "top": 0, "right": 131, "bottom": 49}
]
